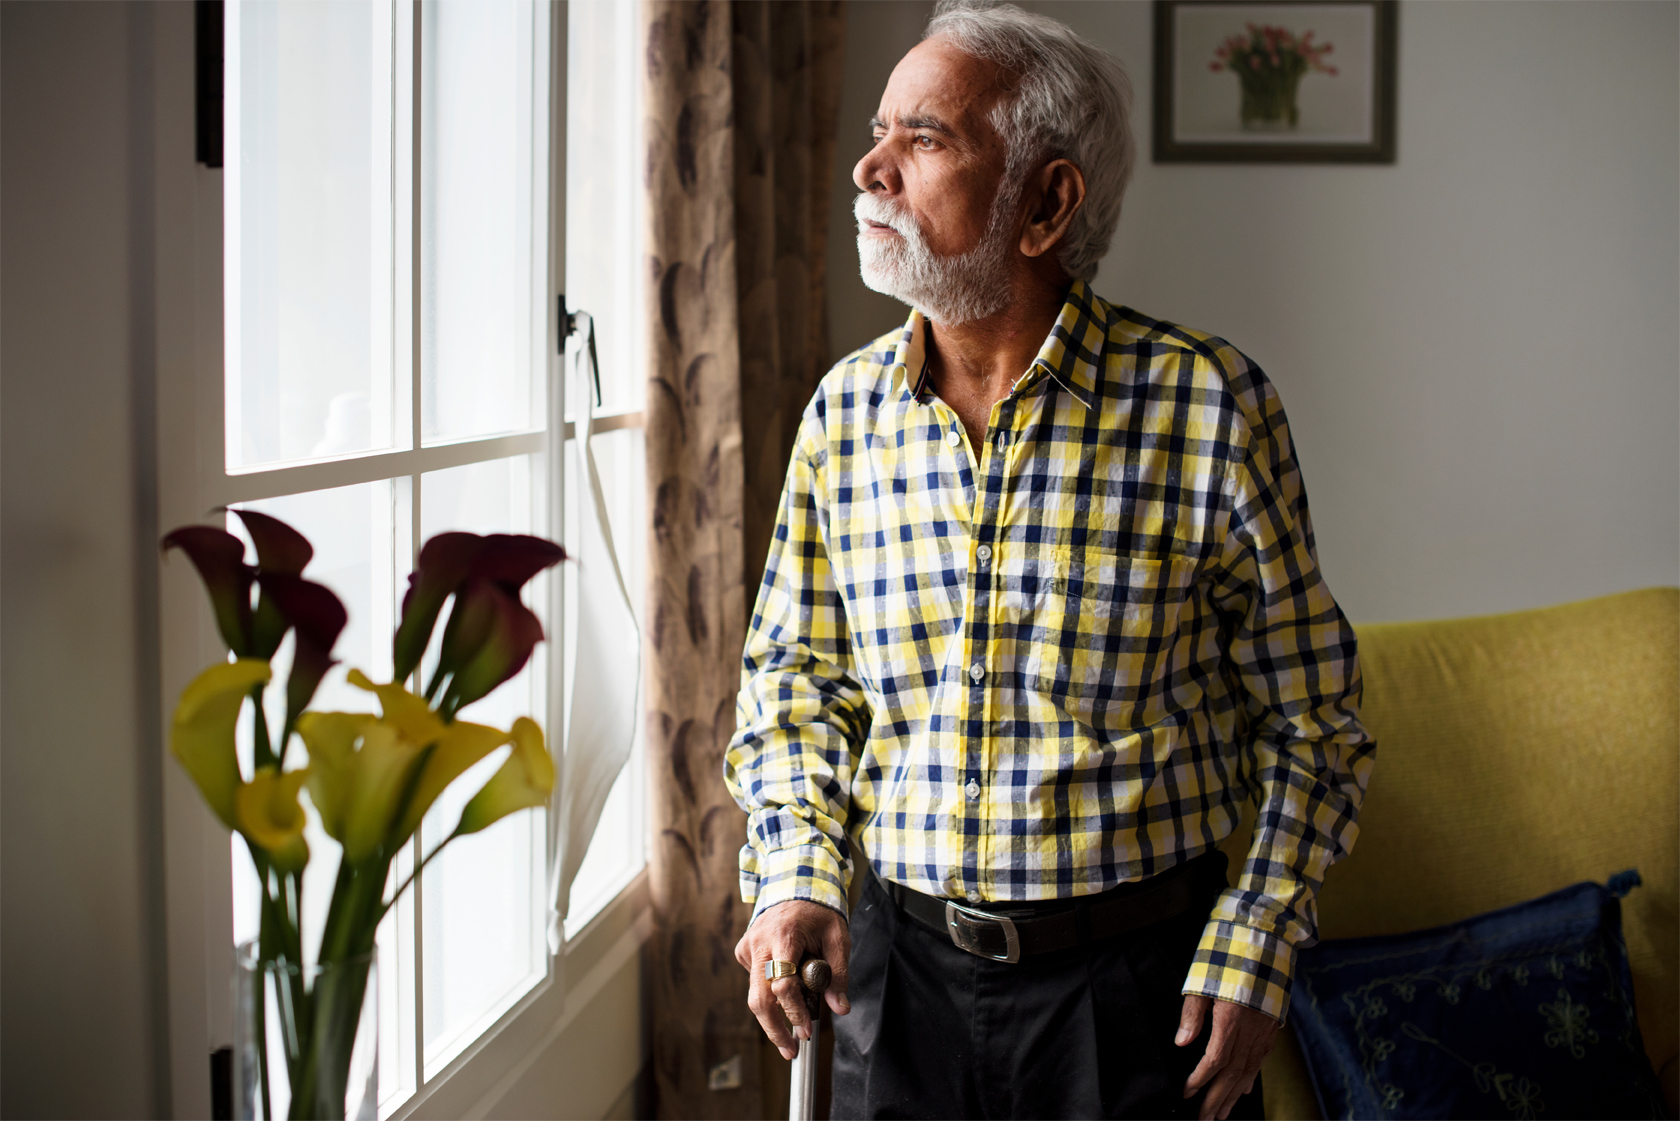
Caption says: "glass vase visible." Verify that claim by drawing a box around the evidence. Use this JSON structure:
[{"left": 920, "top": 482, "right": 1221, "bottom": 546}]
[
  {"left": 234, "top": 940, "right": 378, "bottom": 1121},
  {"left": 1240, "top": 72, "right": 1305, "bottom": 130}
]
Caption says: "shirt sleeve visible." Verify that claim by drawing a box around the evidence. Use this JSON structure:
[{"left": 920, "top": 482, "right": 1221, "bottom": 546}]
[
  {"left": 723, "top": 420, "right": 871, "bottom": 921},
  {"left": 1181, "top": 351, "right": 1378, "bottom": 1023}
]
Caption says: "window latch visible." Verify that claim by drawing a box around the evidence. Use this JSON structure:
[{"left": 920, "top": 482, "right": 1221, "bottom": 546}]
[{"left": 559, "top": 295, "right": 602, "bottom": 408}]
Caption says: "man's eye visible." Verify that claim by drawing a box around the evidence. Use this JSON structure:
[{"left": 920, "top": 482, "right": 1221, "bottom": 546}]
[{"left": 914, "top": 135, "right": 937, "bottom": 149}]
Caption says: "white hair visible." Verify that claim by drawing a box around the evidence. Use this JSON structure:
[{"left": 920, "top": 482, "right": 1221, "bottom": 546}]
[{"left": 924, "top": 1, "right": 1135, "bottom": 283}]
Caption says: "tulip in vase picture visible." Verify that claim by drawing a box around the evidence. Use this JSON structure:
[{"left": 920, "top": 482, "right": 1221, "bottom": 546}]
[
  {"left": 1210, "top": 23, "right": 1338, "bottom": 131},
  {"left": 1153, "top": 1, "right": 1397, "bottom": 163}
]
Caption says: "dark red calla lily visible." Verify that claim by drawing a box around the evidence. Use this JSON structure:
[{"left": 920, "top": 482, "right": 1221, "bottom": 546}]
[
  {"left": 469, "top": 535, "right": 567, "bottom": 590},
  {"left": 232, "top": 510, "right": 319, "bottom": 657},
  {"left": 393, "top": 532, "right": 486, "bottom": 682},
  {"left": 161, "top": 525, "right": 255, "bottom": 654},
  {"left": 442, "top": 581, "right": 546, "bottom": 718},
  {"left": 256, "top": 572, "right": 348, "bottom": 744},
  {"left": 395, "top": 532, "right": 565, "bottom": 706},
  {"left": 435, "top": 576, "right": 500, "bottom": 692},
  {"left": 231, "top": 509, "right": 314, "bottom": 575}
]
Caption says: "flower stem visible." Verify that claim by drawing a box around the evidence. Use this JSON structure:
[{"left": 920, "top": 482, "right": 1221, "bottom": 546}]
[
  {"left": 380, "top": 831, "right": 455, "bottom": 916},
  {"left": 250, "top": 683, "right": 276, "bottom": 771}
]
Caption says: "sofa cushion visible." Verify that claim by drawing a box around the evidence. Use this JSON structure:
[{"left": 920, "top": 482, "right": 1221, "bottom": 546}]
[{"left": 1289, "top": 875, "right": 1668, "bottom": 1119}]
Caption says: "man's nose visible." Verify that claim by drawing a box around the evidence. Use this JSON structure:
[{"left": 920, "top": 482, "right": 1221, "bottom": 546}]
[{"left": 853, "top": 141, "right": 897, "bottom": 195}]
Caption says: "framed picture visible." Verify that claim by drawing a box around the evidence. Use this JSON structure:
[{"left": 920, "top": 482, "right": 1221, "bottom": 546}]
[{"left": 1153, "top": 0, "right": 1397, "bottom": 163}]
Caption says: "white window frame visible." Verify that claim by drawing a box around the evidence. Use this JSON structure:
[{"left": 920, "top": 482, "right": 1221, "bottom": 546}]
[{"left": 154, "top": 4, "right": 651, "bottom": 1117}]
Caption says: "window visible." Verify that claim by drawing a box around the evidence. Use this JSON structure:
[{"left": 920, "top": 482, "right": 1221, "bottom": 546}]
[{"left": 163, "top": 2, "right": 649, "bottom": 1115}]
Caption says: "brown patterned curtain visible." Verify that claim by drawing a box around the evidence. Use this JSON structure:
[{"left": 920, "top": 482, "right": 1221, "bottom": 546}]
[{"left": 641, "top": 2, "right": 846, "bottom": 1117}]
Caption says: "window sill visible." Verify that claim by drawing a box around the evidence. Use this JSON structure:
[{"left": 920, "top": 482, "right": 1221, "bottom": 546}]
[{"left": 391, "top": 869, "right": 651, "bottom": 1120}]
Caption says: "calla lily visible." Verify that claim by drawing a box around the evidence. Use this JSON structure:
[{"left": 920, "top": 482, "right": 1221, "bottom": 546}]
[
  {"left": 390, "top": 716, "right": 511, "bottom": 844},
  {"left": 171, "top": 658, "right": 273, "bottom": 828},
  {"left": 456, "top": 717, "right": 553, "bottom": 836},
  {"left": 258, "top": 572, "right": 348, "bottom": 740},
  {"left": 471, "top": 534, "right": 569, "bottom": 587},
  {"left": 338, "top": 722, "right": 426, "bottom": 864},
  {"left": 297, "top": 712, "right": 426, "bottom": 865},
  {"left": 347, "top": 669, "right": 445, "bottom": 745},
  {"left": 393, "top": 533, "right": 485, "bottom": 683},
  {"left": 236, "top": 767, "right": 310, "bottom": 873},
  {"left": 310, "top": 672, "right": 516, "bottom": 858},
  {"left": 442, "top": 581, "right": 545, "bottom": 715},
  {"left": 393, "top": 533, "right": 564, "bottom": 706},
  {"left": 295, "top": 711, "right": 375, "bottom": 844},
  {"left": 232, "top": 508, "right": 313, "bottom": 575},
  {"left": 162, "top": 526, "right": 255, "bottom": 655},
  {"left": 233, "top": 509, "right": 315, "bottom": 657},
  {"left": 349, "top": 668, "right": 511, "bottom": 842}
]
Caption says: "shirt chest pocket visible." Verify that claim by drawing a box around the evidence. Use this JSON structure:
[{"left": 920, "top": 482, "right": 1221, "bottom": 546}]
[
  {"left": 1060, "top": 548, "right": 1186, "bottom": 626},
  {"left": 997, "top": 545, "right": 1194, "bottom": 725}
]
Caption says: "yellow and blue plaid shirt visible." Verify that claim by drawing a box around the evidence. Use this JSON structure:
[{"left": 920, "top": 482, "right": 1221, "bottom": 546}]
[{"left": 724, "top": 282, "right": 1375, "bottom": 1019}]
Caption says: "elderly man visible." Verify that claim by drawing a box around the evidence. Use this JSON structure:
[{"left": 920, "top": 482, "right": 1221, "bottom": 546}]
[{"left": 724, "top": 4, "right": 1374, "bottom": 1118}]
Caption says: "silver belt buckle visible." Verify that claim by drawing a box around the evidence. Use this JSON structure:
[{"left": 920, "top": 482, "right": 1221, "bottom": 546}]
[{"left": 944, "top": 900, "right": 1021, "bottom": 963}]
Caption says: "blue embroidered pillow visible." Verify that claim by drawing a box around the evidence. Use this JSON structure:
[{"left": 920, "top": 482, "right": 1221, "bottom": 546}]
[{"left": 1289, "top": 872, "right": 1668, "bottom": 1120}]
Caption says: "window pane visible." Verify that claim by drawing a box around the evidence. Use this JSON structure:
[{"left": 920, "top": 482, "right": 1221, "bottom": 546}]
[
  {"left": 566, "top": 0, "right": 644, "bottom": 417},
  {"left": 225, "top": 0, "right": 398, "bottom": 469},
  {"left": 421, "top": 0, "right": 542, "bottom": 444},
  {"left": 417, "top": 457, "right": 548, "bottom": 1073}
]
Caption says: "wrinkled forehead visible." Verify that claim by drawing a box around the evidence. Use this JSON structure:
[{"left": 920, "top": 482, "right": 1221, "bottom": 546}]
[{"left": 875, "top": 36, "right": 1013, "bottom": 136}]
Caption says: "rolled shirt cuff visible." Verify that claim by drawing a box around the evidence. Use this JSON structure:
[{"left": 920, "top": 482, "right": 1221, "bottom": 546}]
[
  {"left": 1182, "top": 918, "right": 1298, "bottom": 1024},
  {"left": 740, "top": 842, "right": 851, "bottom": 922}
]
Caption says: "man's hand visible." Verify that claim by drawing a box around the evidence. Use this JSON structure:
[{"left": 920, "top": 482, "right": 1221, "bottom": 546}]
[
  {"left": 1177, "top": 994, "right": 1281, "bottom": 1120},
  {"left": 734, "top": 900, "right": 852, "bottom": 1061}
]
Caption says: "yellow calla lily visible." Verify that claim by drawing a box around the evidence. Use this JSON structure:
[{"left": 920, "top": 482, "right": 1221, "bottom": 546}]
[
  {"left": 297, "top": 711, "right": 426, "bottom": 865},
  {"left": 456, "top": 718, "right": 554, "bottom": 836},
  {"left": 171, "top": 658, "right": 272, "bottom": 828},
  {"left": 391, "top": 718, "right": 513, "bottom": 843},
  {"left": 295, "top": 711, "right": 376, "bottom": 844},
  {"left": 235, "top": 767, "right": 310, "bottom": 873},
  {"left": 347, "top": 668, "right": 446, "bottom": 746},
  {"left": 342, "top": 670, "right": 518, "bottom": 848},
  {"left": 340, "top": 721, "right": 425, "bottom": 863}
]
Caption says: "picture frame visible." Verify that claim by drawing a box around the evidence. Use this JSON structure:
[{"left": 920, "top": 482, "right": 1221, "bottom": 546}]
[{"left": 1153, "top": 0, "right": 1397, "bottom": 164}]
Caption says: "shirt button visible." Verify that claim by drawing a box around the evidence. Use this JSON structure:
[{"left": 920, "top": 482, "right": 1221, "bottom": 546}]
[
  {"left": 946, "top": 429, "right": 962, "bottom": 448},
  {"left": 964, "top": 778, "right": 980, "bottom": 800},
  {"left": 968, "top": 661, "right": 985, "bottom": 683},
  {"left": 976, "top": 544, "right": 992, "bottom": 566},
  {"left": 967, "top": 890, "right": 983, "bottom": 904}
]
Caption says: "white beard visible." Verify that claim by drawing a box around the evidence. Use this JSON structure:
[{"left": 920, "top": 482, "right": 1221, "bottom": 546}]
[{"left": 854, "top": 183, "right": 1022, "bottom": 326}]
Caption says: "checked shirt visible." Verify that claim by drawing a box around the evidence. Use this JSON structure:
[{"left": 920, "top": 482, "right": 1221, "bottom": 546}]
[{"left": 723, "top": 282, "right": 1375, "bottom": 1019}]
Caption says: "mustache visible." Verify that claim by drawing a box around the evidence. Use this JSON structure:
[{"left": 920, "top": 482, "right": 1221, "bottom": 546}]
[{"left": 854, "top": 193, "right": 917, "bottom": 237}]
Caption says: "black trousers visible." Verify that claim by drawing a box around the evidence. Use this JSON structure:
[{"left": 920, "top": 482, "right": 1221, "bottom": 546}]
[{"left": 830, "top": 859, "right": 1266, "bottom": 1120}]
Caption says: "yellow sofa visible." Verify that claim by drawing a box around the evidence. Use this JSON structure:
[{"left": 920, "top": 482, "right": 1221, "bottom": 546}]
[{"left": 1241, "top": 587, "right": 1680, "bottom": 1120}]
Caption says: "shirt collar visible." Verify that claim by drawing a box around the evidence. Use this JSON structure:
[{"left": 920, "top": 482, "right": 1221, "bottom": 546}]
[
  {"left": 889, "top": 310, "right": 933, "bottom": 403},
  {"left": 1026, "top": 280, "right": 1101, "bottom": 411},
  {"left": 888, "top": 282, "right": 1103, "bottom": 410}
]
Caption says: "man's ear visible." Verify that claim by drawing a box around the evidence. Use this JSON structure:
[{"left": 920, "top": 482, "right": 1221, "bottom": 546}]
[{"left": 1020, "top": 159, "right": 1085, "bottom": 260}]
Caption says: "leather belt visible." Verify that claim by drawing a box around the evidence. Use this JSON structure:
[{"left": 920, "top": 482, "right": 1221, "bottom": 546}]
[{"left": 884, "top": 851, "right": 1221, "bottom": 964}]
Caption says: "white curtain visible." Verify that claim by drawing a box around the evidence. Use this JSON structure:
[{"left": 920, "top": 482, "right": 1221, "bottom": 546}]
[{"left": 548, "top": 314, "right": 641, "bottom": 950}]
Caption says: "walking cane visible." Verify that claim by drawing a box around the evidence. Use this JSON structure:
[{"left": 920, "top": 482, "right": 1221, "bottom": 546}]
[{"left": 788, "top": 957, "right": 831, "bottom": 1121}]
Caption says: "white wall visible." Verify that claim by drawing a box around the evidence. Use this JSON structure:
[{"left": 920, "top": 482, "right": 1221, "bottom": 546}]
[
  {"left": 1, "top": 3, "right": 171, "bottom": 1117},
  {"left": 827, "top": 0, "right": 1680, "bottom": 624}
]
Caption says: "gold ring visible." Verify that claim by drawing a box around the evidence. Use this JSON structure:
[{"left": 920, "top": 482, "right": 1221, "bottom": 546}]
[{"left": 764, "top": 959, "right": 797, "bottom": 981}]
